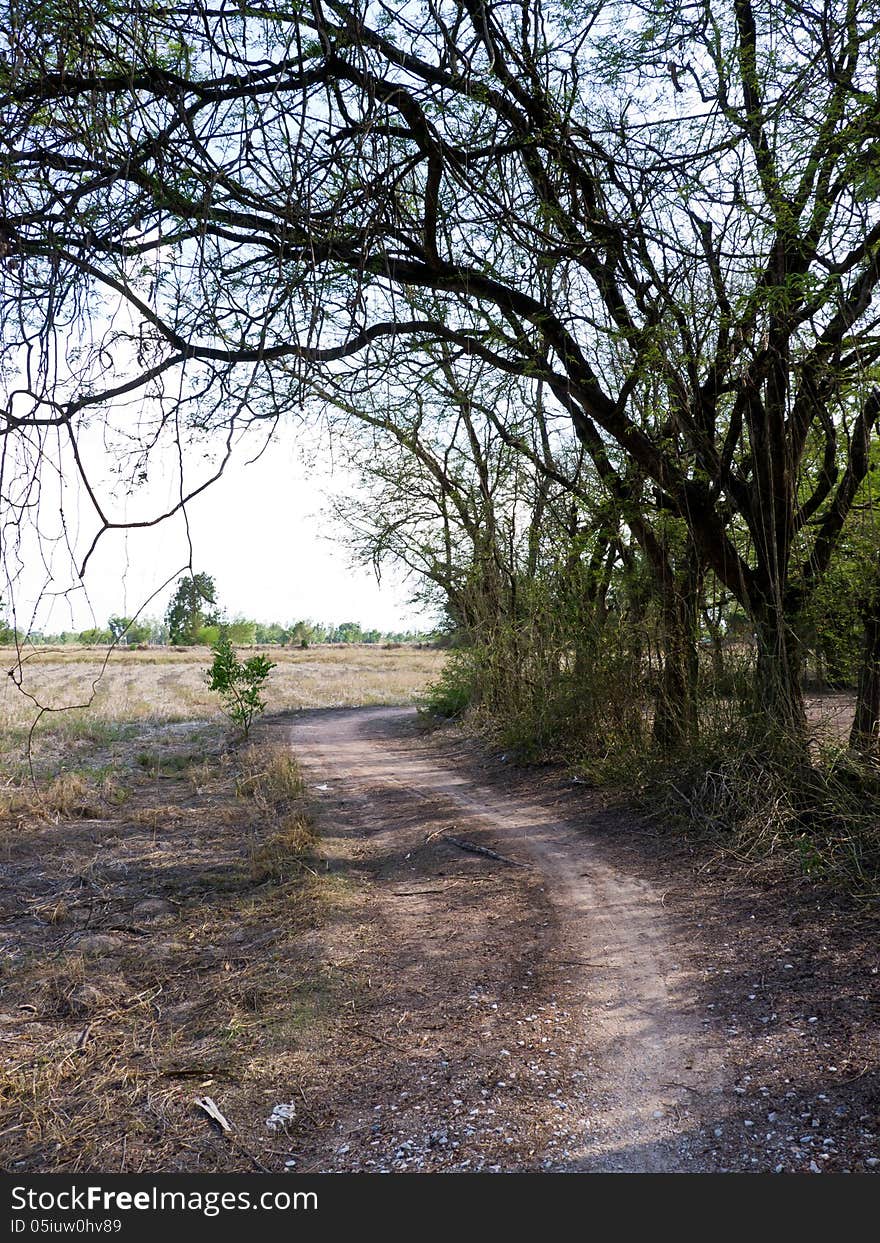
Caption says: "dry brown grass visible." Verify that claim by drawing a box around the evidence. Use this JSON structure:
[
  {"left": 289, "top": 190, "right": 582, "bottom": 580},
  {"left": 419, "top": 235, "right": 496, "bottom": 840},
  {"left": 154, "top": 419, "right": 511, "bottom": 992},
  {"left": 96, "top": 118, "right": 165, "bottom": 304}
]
[
  {"left": 0, "top": 728, "right": 334, "bottom": 1173},
  {"left": 249, "top": 812, "right": 320, "bottom": 883},
  {"left": 0, "top": 643, "right": 443, "bottom": 789},
  {"left": 236, "top": 741, "right": 305, "bottom": 805},
  {"left": 0, "top": 771, "right": 103, "bottom": 824},
  {"left": 0, "top": 643, "right": 444, "bottom": 732}
]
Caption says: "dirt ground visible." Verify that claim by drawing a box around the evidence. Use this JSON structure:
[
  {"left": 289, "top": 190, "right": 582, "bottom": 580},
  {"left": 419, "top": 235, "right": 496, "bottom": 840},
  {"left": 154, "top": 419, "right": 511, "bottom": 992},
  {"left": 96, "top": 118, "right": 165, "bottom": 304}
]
[
  {"left": 1, "top": 702, "right": 878, "bottom": 1173},
  {"left": 283, "top": 707, "right": 880, "bottom": 1173}
]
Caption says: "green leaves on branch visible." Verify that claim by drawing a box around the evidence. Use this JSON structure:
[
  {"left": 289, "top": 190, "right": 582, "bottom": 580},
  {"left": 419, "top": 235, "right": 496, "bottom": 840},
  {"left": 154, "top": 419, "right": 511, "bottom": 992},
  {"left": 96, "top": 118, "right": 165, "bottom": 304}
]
[
  {"left": 206, "top": 633, "right": 275, "bottom": 739},
  {"left": 166, "top": 573, "right": 219, "bottom": 645}
]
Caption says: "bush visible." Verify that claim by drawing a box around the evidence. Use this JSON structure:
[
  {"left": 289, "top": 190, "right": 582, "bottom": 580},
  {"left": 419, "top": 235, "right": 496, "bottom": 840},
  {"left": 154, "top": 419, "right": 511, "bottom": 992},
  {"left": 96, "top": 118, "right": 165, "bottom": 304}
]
[
  {"left": 206, "top": 634, "right": 275, "bottom": 738},
  {"left": 421, "top": 649, "right": 475, "bottom": 719},
  {"left": 633, "top": 722, "right": 880, "bottom": 892}
]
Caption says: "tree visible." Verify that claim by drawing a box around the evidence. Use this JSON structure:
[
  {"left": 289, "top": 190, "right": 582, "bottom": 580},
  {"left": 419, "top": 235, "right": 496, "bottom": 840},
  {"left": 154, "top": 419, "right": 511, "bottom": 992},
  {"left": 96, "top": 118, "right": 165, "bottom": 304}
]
[
  {"left": 331, "top": 622, "right": 363, "bottom": 645},
  {"left": 226, "top": 618, "right": 257, "bottom": 646},
  {"left": 3, "top": 2, "right": 880, "bottom": 746},
  {"left": 328, "top": 343, "right": 663, "bottom": 749},
  {"left": 255, "top": 622, "right": 291, "bottom": 645},
  {"left": 850, "top": 550, "right": 880, "bottom": 758},
  {"left": 328, "top": 338, "right": 702, "bottom": 747},
  {"left": 205, "top": 634, "right": 275, "bottom": 739},
  {"left": 165, "top": 574, "right": 219, "bottom": 646},
  {"left": 288, "top": 620, "right": 329, "bottom": 647},
  {"left": 108, "top": 615, "right": 152, "bottom": 645},
  {"left": 78, "top": 627, "right": 112, "bottom": 645}
]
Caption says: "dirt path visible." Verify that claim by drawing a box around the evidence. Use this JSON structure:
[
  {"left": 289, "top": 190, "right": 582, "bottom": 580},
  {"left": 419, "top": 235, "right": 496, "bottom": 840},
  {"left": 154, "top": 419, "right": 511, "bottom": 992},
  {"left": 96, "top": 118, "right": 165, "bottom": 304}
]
[
  {"left": 287, "top": 705, "right": 723, "bottom": 1172},
  {"left": 3, "top": 700, "right": 876, "bottom": 1173}
]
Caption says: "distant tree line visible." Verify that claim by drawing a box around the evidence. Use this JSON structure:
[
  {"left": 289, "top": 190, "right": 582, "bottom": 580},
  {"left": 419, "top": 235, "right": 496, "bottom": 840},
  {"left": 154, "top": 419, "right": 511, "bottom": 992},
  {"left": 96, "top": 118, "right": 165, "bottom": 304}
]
[
  {"left": 4, "top": 619, "right": 432, "bottom": 648},
  {"left": 0, "top": 575, "right": 433, "bottom": 649}
]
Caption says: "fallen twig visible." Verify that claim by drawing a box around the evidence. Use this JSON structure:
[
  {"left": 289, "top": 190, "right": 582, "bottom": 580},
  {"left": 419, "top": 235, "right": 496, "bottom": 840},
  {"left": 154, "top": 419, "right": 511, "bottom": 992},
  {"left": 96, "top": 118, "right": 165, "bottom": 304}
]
[
  {"left": 231, "top": 1138, "right": 272, "bottom": 1173},
  {"left": 194, "top": 1097, "right": 274, "bottom": 1171},
  {"left": 341, "top": 1023, "right": 409, "bottom": 1053},
  {"left": 444, "top": 835, "right": 524, "bottom": 867},
  {"left": 391, "top": 888, "right": 452, "bottom": 896}
]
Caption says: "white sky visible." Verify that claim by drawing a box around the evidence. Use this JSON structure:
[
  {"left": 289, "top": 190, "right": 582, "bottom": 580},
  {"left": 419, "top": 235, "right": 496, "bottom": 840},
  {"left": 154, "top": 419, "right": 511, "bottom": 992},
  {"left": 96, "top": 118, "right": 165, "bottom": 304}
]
[{"left": 7, "top": 420, "right": 434, "bottom": 637}]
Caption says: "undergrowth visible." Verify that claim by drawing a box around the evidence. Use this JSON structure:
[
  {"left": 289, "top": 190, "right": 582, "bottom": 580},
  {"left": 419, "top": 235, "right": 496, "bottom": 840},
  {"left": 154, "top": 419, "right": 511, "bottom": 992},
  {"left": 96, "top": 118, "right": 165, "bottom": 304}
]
[
  {"left": 630, "top": 727, "right": 880, "bottom": 894},
  {"left": 423, "top": 639, "right": 880, "bottom": 894}
]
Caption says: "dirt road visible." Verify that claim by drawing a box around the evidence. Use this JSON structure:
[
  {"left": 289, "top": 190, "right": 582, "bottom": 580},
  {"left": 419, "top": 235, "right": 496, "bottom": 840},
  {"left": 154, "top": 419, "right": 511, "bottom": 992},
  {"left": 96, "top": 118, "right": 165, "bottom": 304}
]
[
  {"left": 4, "top": 700, "right": 874, "bottom": 1173},
  {"left": 286, "top": 705, "right": 724, "bottom": 1172}
]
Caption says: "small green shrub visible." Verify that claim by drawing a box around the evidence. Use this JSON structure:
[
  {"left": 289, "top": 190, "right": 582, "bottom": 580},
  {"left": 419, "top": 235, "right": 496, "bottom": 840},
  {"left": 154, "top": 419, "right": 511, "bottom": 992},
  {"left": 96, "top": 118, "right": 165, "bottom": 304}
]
[
  {"left": 421, "top": 649, "right": 475, "bottom": 719},
  {"left": 206, "top": 634, "right": 275, "bottom": 738}
]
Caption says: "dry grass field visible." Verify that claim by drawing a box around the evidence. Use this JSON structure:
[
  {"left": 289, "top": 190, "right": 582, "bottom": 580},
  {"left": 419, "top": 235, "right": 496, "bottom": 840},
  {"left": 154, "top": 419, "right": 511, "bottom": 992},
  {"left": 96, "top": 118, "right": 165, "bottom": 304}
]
[
  {"left": 0, "top": 642, "right": 444, "bottom": 727},
  {"left": 0, "top": 643, "right": 446, "bottom": 1172},
  {"left": 0, "top": 644, "right": 445, "bottom": 776}
]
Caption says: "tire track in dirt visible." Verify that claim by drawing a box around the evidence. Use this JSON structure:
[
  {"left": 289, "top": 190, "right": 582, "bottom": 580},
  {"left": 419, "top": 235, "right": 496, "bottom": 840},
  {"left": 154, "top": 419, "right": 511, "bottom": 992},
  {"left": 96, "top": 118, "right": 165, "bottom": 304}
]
[{"left": 287, "top": 705, "right": 723, "bottom": 1171}]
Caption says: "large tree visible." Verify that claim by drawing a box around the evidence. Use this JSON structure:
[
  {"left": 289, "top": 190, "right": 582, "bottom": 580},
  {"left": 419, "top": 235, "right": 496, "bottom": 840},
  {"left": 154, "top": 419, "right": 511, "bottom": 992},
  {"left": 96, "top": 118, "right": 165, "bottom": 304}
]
[
  {"left": 2, "top": 1, "right": 880, "bottom": 740},
  {"left": 326, "top": 339, "right": 692, "bottom": 745},
  {"left": 165, "top": 572, "right": 218, "bottom": 645}
]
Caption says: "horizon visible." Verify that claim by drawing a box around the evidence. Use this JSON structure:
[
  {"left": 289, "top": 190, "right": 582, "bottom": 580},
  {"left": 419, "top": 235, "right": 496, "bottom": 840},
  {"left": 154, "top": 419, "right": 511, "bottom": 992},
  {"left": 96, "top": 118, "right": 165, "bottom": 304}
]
[{"left": 2, "top": 420, "right": 436, "bottom": 641}]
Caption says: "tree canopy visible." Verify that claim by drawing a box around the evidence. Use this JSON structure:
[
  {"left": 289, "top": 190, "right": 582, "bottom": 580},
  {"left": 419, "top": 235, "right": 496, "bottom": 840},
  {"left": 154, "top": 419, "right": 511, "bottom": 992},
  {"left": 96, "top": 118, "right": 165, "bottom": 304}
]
[
  {"left": 164, "top": 572, "right": 219, "bottom": 645},
  {"left": 2, "top": 1, "right": 880, "bottom": 738}
]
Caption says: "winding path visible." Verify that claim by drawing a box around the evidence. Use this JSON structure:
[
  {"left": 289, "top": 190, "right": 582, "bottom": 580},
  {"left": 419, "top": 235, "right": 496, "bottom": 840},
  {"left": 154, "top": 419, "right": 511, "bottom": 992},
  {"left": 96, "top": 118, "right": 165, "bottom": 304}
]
[{"left": 286, "top": 705, "right": 722, "bottom": 1171}]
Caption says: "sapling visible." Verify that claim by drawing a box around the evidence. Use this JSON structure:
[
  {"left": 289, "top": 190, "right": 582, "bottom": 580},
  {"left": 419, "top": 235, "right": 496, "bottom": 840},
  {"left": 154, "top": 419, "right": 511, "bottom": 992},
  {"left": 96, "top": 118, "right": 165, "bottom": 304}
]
[{"left": 206, "top": 634, "right": 275, "bottom": 738}]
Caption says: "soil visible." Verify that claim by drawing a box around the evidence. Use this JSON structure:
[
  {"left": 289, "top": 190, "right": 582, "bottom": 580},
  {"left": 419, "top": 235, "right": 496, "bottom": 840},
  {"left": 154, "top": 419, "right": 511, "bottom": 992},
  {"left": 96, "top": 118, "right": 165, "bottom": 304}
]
[
  {"left": 281, "top": 706, "right": 880, "bottom": 1174},
  {"left": 1, "top": 705, "right": 878, "bottom": 1174}
]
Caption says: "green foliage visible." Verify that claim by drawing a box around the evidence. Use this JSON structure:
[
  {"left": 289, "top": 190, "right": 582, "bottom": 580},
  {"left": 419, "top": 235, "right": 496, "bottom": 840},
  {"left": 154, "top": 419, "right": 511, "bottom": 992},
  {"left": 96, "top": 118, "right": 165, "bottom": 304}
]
[
  {"left": 422, "top": 649, "right": 476, "bottom": 719},
  {"left": 128, "top": 621, "right": 152, "bottom": 644},
  {"left": 77, "top": 627, "right": 113, "bottom": 645},
  {"left": 226, "top": 618, "right": 257, "bottom": 645},
  {"left": 254, "top": 621, "right": 290, "bottom": 645},
  {"left": 108, "top": 616, "right": 152, "bottom": 645},
  {"left": 205, "top": 634, "right": 275, "bottom": 738},
  {"left": 165, "top": 573, "right": 219, "bottom": 645},
  {"left": 23, "top": 614, "right": 426, "bottom": 649},
  {"left": 287, "top": 619, "right": 328, "bottom": 646},
  {"left": 799, "top": 531, "right": 875, "bottom": 686},
  {"left": 329, "top": 621, "right": 363, "bottom": 643}
]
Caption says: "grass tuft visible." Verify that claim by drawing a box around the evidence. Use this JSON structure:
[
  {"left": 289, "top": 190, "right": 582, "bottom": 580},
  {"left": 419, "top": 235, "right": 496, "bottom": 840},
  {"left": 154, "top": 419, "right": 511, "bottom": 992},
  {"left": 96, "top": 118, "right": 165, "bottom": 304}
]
[
  {"left": 0, "top": 772, "right": 103, "bottom": 823},
  {"left": 236, "top": 742, "right": 305, "bottom": 806},
  {"left": 249, "top": 812, "right": 320, "bottom": 882}
]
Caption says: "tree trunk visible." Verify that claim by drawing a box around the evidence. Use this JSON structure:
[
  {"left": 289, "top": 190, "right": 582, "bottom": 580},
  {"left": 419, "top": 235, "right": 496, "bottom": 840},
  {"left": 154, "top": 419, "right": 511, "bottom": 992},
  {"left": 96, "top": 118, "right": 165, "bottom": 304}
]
[
  {"left": 849, "top": 554, "right": 880, "bottom": 759},
  {"left": 653, "top": 559, "right": 701, "bottom": 751},
  {"left": 752, "top": 607, "right": 807, "bottom": 747},
  {"left": 702, "top": 606, "right": 726, "bottom": 690}
]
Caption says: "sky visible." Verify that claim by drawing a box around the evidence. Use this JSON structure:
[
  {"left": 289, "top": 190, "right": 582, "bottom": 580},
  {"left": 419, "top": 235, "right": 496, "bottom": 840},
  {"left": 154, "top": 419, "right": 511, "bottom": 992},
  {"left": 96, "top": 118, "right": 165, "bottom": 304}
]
[{"left": 5, "top": 419, "right": 434, "bottom": 638}]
